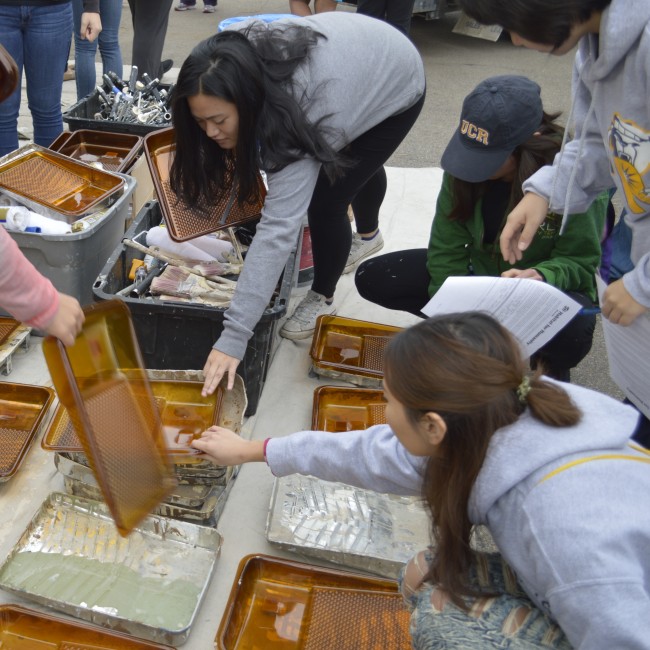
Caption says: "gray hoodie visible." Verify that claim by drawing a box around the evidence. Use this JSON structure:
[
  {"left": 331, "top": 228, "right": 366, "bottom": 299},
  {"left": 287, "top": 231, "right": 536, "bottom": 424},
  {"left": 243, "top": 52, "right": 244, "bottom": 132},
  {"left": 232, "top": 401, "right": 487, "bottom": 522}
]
[
  {"left": 267, "top": 381, "right": 648, "bottom": 649},
  {"left": 218, "top": 13, "right": 425, "bottom": 359},
  {"left": 523, "top": 0, "right": 650, "bottom": 308}
]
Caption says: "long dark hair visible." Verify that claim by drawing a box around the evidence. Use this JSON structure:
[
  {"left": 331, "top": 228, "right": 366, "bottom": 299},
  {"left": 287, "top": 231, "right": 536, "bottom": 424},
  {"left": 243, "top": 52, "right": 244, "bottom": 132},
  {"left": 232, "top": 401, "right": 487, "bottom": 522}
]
[
  {"left": 458, "top": 0, "right": 611, "bottom": 49},
  {"left": 448, "top": 111, "right": 563, "bottom": 223},
  {"left": 383, "top": 312, "right": 581, "bottom": 607},
  {"left": 170, "top": 24, "right": 345, "bottom": 209}
]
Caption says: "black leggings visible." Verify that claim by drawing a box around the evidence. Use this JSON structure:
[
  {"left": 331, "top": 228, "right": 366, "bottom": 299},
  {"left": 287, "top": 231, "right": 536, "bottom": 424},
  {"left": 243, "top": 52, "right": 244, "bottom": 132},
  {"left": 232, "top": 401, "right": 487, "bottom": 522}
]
[
  {"left": 308, "top": 93, "right": 425, "bottom": 299},
  {"left": 355, "top": 249, "right": 597, "bottom": 381}
]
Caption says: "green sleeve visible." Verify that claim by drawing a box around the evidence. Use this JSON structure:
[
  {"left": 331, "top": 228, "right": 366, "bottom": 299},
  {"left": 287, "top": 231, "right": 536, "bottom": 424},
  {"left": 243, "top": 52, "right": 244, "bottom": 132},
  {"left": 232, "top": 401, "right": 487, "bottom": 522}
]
[
  {"left": 426, "top": 173, "right": 474, "bottom": 297},
  {"left": 531, "top": 192, "right": 608, "bottom": 301}
]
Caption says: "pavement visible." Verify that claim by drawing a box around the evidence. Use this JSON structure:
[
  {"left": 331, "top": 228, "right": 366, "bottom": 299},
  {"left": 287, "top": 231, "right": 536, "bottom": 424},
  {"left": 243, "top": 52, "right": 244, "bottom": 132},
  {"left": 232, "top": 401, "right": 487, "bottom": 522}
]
[{"left": 3, "top": 2, "right": 624, "bottom": 647}]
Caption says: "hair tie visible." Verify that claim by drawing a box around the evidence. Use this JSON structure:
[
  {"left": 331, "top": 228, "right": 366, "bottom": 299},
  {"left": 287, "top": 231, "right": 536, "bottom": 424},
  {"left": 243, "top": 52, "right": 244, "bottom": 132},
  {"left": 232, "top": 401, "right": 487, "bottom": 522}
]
[{"left": 517, "top": 376, "right": 531, "bottom": 404}]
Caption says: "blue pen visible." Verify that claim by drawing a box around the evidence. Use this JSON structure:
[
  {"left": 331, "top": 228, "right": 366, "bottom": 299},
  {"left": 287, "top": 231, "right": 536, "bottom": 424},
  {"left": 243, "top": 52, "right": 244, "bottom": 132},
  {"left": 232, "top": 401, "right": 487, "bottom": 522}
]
[{"left": 579, "top": 307, "right": 601, "bottom": 316}]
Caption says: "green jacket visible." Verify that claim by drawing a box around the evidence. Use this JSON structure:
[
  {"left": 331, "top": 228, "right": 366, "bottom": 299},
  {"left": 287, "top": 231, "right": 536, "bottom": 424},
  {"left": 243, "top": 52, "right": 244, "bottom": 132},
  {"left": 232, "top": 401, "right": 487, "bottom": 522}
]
[{"left": 426, "top": 173, "right": 608, "bottom": 302}]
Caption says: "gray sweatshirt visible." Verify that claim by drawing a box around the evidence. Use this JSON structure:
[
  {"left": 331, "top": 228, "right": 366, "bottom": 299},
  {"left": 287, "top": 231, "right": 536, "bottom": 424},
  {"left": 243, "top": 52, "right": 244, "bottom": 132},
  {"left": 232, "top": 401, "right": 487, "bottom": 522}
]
[
  {"left": 266, "top": 381, "right": 649, "bottom": 649},
  {"left": 218, "top": 13, "right": 426, "bottom": 359},
  {"left": 523, "top": 0, "right": 650, "bottom": 308}
]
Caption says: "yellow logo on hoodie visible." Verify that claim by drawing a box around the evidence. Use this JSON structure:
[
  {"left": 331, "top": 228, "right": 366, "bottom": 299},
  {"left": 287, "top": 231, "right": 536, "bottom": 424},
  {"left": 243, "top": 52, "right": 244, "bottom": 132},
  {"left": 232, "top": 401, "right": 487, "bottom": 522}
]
[{"left": 609, "top": 113, "right": 650, "bottom": 214}]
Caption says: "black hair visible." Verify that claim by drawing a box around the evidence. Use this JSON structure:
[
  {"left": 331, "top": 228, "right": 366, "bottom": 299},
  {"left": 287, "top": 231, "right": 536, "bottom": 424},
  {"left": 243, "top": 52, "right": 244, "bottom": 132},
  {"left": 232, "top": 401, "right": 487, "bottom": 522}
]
[
  {"left": 449, "top": 111, "right": 563, "bottom": 223},
  {"left": 170, "top": 24, "right": 347, "bottom": 209},
  {"left": 458, "top": 0, "right": 611, "bottom": 48}
]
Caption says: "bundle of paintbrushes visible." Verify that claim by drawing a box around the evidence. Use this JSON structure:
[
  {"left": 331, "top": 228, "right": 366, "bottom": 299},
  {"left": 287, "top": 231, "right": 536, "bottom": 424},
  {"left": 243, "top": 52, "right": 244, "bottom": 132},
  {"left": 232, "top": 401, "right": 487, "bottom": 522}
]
[{"left": 150, "top": 265, "right": 235, "bottom": 306}]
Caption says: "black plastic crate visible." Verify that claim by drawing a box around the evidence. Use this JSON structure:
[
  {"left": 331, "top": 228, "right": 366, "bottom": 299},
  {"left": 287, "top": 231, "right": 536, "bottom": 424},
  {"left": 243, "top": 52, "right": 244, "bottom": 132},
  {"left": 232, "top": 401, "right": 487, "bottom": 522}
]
[
  {"left": 93, "top": 201, "right": 294, "bottom": 416},
  {"left": 63, "top": 87, "right": 171, "bottom": 137}
]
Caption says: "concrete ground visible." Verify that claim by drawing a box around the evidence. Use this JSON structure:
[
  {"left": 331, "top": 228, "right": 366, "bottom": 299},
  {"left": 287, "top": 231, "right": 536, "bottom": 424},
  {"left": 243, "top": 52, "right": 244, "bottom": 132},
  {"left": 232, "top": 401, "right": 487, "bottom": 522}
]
[{"left": 2, "top": 3, "right": 626, "bottom": 648}]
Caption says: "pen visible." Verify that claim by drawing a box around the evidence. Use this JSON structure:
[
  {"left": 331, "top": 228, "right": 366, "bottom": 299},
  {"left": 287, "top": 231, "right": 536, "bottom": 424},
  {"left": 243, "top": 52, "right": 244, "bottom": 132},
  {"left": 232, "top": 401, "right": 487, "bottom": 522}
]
[{"left": 579, "top": 307, "right": 601, "bottom": 316}]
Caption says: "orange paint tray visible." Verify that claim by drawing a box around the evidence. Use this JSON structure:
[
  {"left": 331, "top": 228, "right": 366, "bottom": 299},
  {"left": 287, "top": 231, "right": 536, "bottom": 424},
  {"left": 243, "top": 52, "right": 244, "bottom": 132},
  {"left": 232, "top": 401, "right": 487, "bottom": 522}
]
[
  {"left": 0, "top": 317, "right": 20, "bottom": 347},
  {"left": 144, "top": 127, "right": 265, "bottom": 241},
  {"left": 309, "top": 316, "right": 403, "bottom": 385},
  {"left": 0, "top": 382, "right": 54, "bottom": 482},
  {"left": 42, "top": 299, "right": 176, "bottom": 536},
  {"left": 0, "top": 143, "right": 125, "bottom": 221},
  {"left": 50, "top": 128, "right": 143, "bottom": 173},
  {"left": 0, "top": 603, "right": 174, "bottom": 649},
  {"left": 311, "top": 385, "right": 386, "bottom": 432},
  {"left": 216, "top": 554, "right": 411, "bottom": 650},
  {"left": 42, "top": 379, "right": 223, "bottom": 458}
]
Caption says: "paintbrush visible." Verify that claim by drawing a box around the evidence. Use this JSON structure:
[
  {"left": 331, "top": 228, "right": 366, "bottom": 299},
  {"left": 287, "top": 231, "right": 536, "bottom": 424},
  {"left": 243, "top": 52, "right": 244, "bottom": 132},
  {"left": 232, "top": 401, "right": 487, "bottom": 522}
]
[{"left": 150, "top": 265, "right": 234, "bottom": 306}]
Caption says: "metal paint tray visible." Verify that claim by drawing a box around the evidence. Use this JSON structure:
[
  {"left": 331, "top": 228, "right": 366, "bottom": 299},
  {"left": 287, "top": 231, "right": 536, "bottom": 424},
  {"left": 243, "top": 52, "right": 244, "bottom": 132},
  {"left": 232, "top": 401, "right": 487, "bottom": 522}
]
[
  {"left": 312, "top": 386, "right": 386, "bottom": 432},
  {"left": 0, "top": 492, "right": 222, "bottom": 646},
  {"left": 0, "top": 382, "right": 54, "bottom": 482},
  {"left": 0, "top": 143, "right": 125, "bottom": 221},
  {"left": 0, "top": 317, "right": 20, "bottom": 347},
  {"left": 310, "top": 316, "right": 403, "bottom": 387},
  {"left": 266, "top": 474, "right": 430, "bottom": 579},
  {"left": 216, "top": 554, "right": 411, "bottom": 650},
  {"left": 144, "top": 127, "right": 265, "bottom": 241},
  {"left": 42, "top": 299, "right": 176, "bottom": 536},
  {"left": 0, "top": 603, "right": 175, "bottom": 649},
  {"left": 42, "top": 379, "right": 224, "bottom": 461},
  {"left": 50, "top": 129, "right": 143, "bottom": 173}
]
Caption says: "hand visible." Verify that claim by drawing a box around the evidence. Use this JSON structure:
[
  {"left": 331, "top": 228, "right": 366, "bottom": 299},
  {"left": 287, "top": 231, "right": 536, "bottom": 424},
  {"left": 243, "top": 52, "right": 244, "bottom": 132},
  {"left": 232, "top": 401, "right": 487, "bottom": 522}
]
[
  {"left": 202, "top": 348, "right": 240, "bottom": 395},
  {"left": 601, "top": 279, "right": 648, "bottom": 325},
  {"left": 191, "top": 426, "right": 264, "bottom": 465},
  {"left": 500, "top": 193, "right": 549, "bottom": 264},
  {"left": 44, "top": 292, "right": 84, "bottom": 346},
  {"left": 501, "top": 268, "right": 544, "bottom": 281},
  {"left": 79, "top": 12, "right": 102, "bottom": 42}
]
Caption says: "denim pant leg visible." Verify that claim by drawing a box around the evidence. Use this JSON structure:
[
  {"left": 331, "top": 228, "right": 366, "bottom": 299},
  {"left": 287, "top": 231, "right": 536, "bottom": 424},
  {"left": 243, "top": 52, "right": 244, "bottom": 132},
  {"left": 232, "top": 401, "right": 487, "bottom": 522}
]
[
  {"left": 0, "top": 6, "right": 25, "bottom": 155},
  {"left": 73, "top": 0, "right": 98, "bottom": 100},
  {"left": 24, "top": 4, "right": 73, "bottom": 148}
]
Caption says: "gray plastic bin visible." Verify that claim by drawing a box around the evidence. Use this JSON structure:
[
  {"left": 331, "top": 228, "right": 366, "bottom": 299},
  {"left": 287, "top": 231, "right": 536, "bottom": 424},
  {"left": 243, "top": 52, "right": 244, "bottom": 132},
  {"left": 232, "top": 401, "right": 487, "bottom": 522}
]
[{"left": 6, "top": 174, "right": 135, "bottom": 307}]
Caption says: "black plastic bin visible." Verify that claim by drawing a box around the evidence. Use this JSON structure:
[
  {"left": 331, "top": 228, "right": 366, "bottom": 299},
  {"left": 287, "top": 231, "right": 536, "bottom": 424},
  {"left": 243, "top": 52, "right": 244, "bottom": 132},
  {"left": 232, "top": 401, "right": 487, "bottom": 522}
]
[
  {"left": 93, "top": 201, "right": 294, "bottom": 416},
  {"left": 63, "top": 87, "right": 171, "bottom": 137}
]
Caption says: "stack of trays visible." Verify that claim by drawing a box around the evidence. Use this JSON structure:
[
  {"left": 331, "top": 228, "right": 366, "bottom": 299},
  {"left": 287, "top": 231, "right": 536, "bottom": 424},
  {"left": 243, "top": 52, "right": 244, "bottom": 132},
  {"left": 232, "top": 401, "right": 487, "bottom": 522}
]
[
  {"left": 42, "top": 369, "right": 247, "bottom": 527},
  {"left": 216, "top": 554, "right": 411, "bottom": 649},
  {"left": 309, "top": 315, "right": 403, "bottom": 387}
]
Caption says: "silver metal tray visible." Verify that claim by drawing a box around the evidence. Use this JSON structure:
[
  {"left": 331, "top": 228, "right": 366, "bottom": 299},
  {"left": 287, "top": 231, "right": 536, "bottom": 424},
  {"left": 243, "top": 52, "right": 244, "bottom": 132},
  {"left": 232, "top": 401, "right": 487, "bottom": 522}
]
[
  {"left": 0, "top": 492, "right": 222, "bottom": 646},
  {"left": 265, "top": 475, "right": 430, "bottom": 579}
]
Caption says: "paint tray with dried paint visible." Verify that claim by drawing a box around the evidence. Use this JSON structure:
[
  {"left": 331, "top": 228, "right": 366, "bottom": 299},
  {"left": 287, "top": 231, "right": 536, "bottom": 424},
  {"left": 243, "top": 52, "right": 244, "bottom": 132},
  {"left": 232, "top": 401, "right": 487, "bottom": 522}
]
[
  {"left": 0, "top": 603, "right": 175, "bottom": 649},
  {"left": 311, "top": 385, "right": 386, "bottom": 432},
  {"left": 309, "top": 315, "right": 403, "bottom": 386},
  {"left": 42, "top": 299, "right": 176, "bottom": 536},
  {"left": 0, "top": 382, "right": 54, "bottom": 482},
  {"left": 216, "top": 554, "right": 412, "bottom": 650}
]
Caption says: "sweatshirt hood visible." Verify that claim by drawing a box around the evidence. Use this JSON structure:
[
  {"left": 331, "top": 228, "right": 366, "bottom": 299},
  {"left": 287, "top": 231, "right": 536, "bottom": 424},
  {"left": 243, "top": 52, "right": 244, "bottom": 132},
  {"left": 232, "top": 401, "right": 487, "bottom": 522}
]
[
  {"left": 586, "top": 0, "right": 650, "bottom": 80},
  {"left": 468, "top": 380, "right": 641, "bottom": 524}
]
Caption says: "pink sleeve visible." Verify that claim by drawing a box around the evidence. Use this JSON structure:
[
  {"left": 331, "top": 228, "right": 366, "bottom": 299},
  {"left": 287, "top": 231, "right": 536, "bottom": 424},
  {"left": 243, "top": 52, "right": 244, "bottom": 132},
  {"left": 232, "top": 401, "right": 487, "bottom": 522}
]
[{"left": 0, "top": 228, "right": 59, "bottom": 329}]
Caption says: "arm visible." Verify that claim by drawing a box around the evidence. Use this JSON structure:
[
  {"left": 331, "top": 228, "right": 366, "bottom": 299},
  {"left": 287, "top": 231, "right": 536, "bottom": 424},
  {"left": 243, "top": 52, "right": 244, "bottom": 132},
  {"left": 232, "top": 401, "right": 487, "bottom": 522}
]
[
  {"left": 192, "top": 424, "right": 425, "bottom": 496},
  {"left": 426, "top": 173, "right": 475, "bottom": 296}
]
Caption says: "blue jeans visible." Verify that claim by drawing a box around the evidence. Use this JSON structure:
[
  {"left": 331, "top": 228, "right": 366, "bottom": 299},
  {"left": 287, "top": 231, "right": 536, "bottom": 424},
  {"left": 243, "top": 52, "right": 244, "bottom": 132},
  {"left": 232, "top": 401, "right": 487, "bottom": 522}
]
[
  {"left": 0, "top": 3, "right": 73, "bottom": 156},
  {"left": 72, "top": 0, "right": 123, "bottom": 100}
]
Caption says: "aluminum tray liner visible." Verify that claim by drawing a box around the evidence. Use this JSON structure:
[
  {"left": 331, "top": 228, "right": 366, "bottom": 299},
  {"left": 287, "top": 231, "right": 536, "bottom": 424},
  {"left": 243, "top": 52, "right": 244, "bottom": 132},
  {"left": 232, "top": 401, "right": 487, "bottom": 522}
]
[
  {"left": 143, "top": 127, "right": 265, "bottom": 241},
  {"left": 311, "top": 386, "right": 386, "bottom": 432},
  {"left": 216, "top": 554, "right": 411, "bottom": 650},
  {"left": 266, "top": 474, "right": 430, "bottom": 579},
  {"left": 0, "top": 492, "right": 222, "bottom": 646},
  {"left": 0, "top": 604, "right": 175, "bottom": 649},
  {"left": 309, "top": 315, "right": 403, "bottom": 387},
  {"left": 42, "top": 300, "right": 176, "bottom": 536},
  {"left": 0, "top": 382, "right": 54, "bottom": 482},
  {"left": 0, "top": 143, "right": 125, "bottom": 221}
]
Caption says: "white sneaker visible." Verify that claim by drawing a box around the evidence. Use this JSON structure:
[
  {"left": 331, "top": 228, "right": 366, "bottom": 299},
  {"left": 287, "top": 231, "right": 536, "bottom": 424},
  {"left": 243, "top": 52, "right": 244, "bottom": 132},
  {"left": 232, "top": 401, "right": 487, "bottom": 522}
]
[
  {"left": 343, "top": 231, "right": 384, "bottom": 274},
  {"left": 280, "top": 290, "right": 336, "bottom": 340}
]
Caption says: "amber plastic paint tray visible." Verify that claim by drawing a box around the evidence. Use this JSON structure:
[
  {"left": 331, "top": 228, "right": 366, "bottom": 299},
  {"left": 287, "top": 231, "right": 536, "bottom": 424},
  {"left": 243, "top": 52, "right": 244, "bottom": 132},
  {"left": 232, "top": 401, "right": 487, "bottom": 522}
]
[
  {"left": 310, "top": 316, "right": 403, "bottom": 385},
  {"left": 0, "top": 317, "right": 20, "bottom": 347},
  {"left": 0, "top": 382, "right": 54, "bottom": 482},
  {"left": 311, "top": 385, "right": 386, "bottom": 432},
  {"left": 42, "top": 299, "right": 176, "bottom": 536},
  {"left": 0, "top": 143, "right": 125, "bottom": 221},
  {"left": 42, "top": 380, "right": 223, "bottom": 459},
  {"left": 0, "top": 492, "right": 222, "bottom": 646},
  {"left": 52, "top": 129, "right": 143, "bottom": 173},
  {"left": 216, "top": 554, "right": 411, "bottom": 650},
  {"left": 144, "top": 127, "right": 265, "bottom": 241},
  {"left": 0, "top": 604, "right": 175, "bottom": 649}
]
